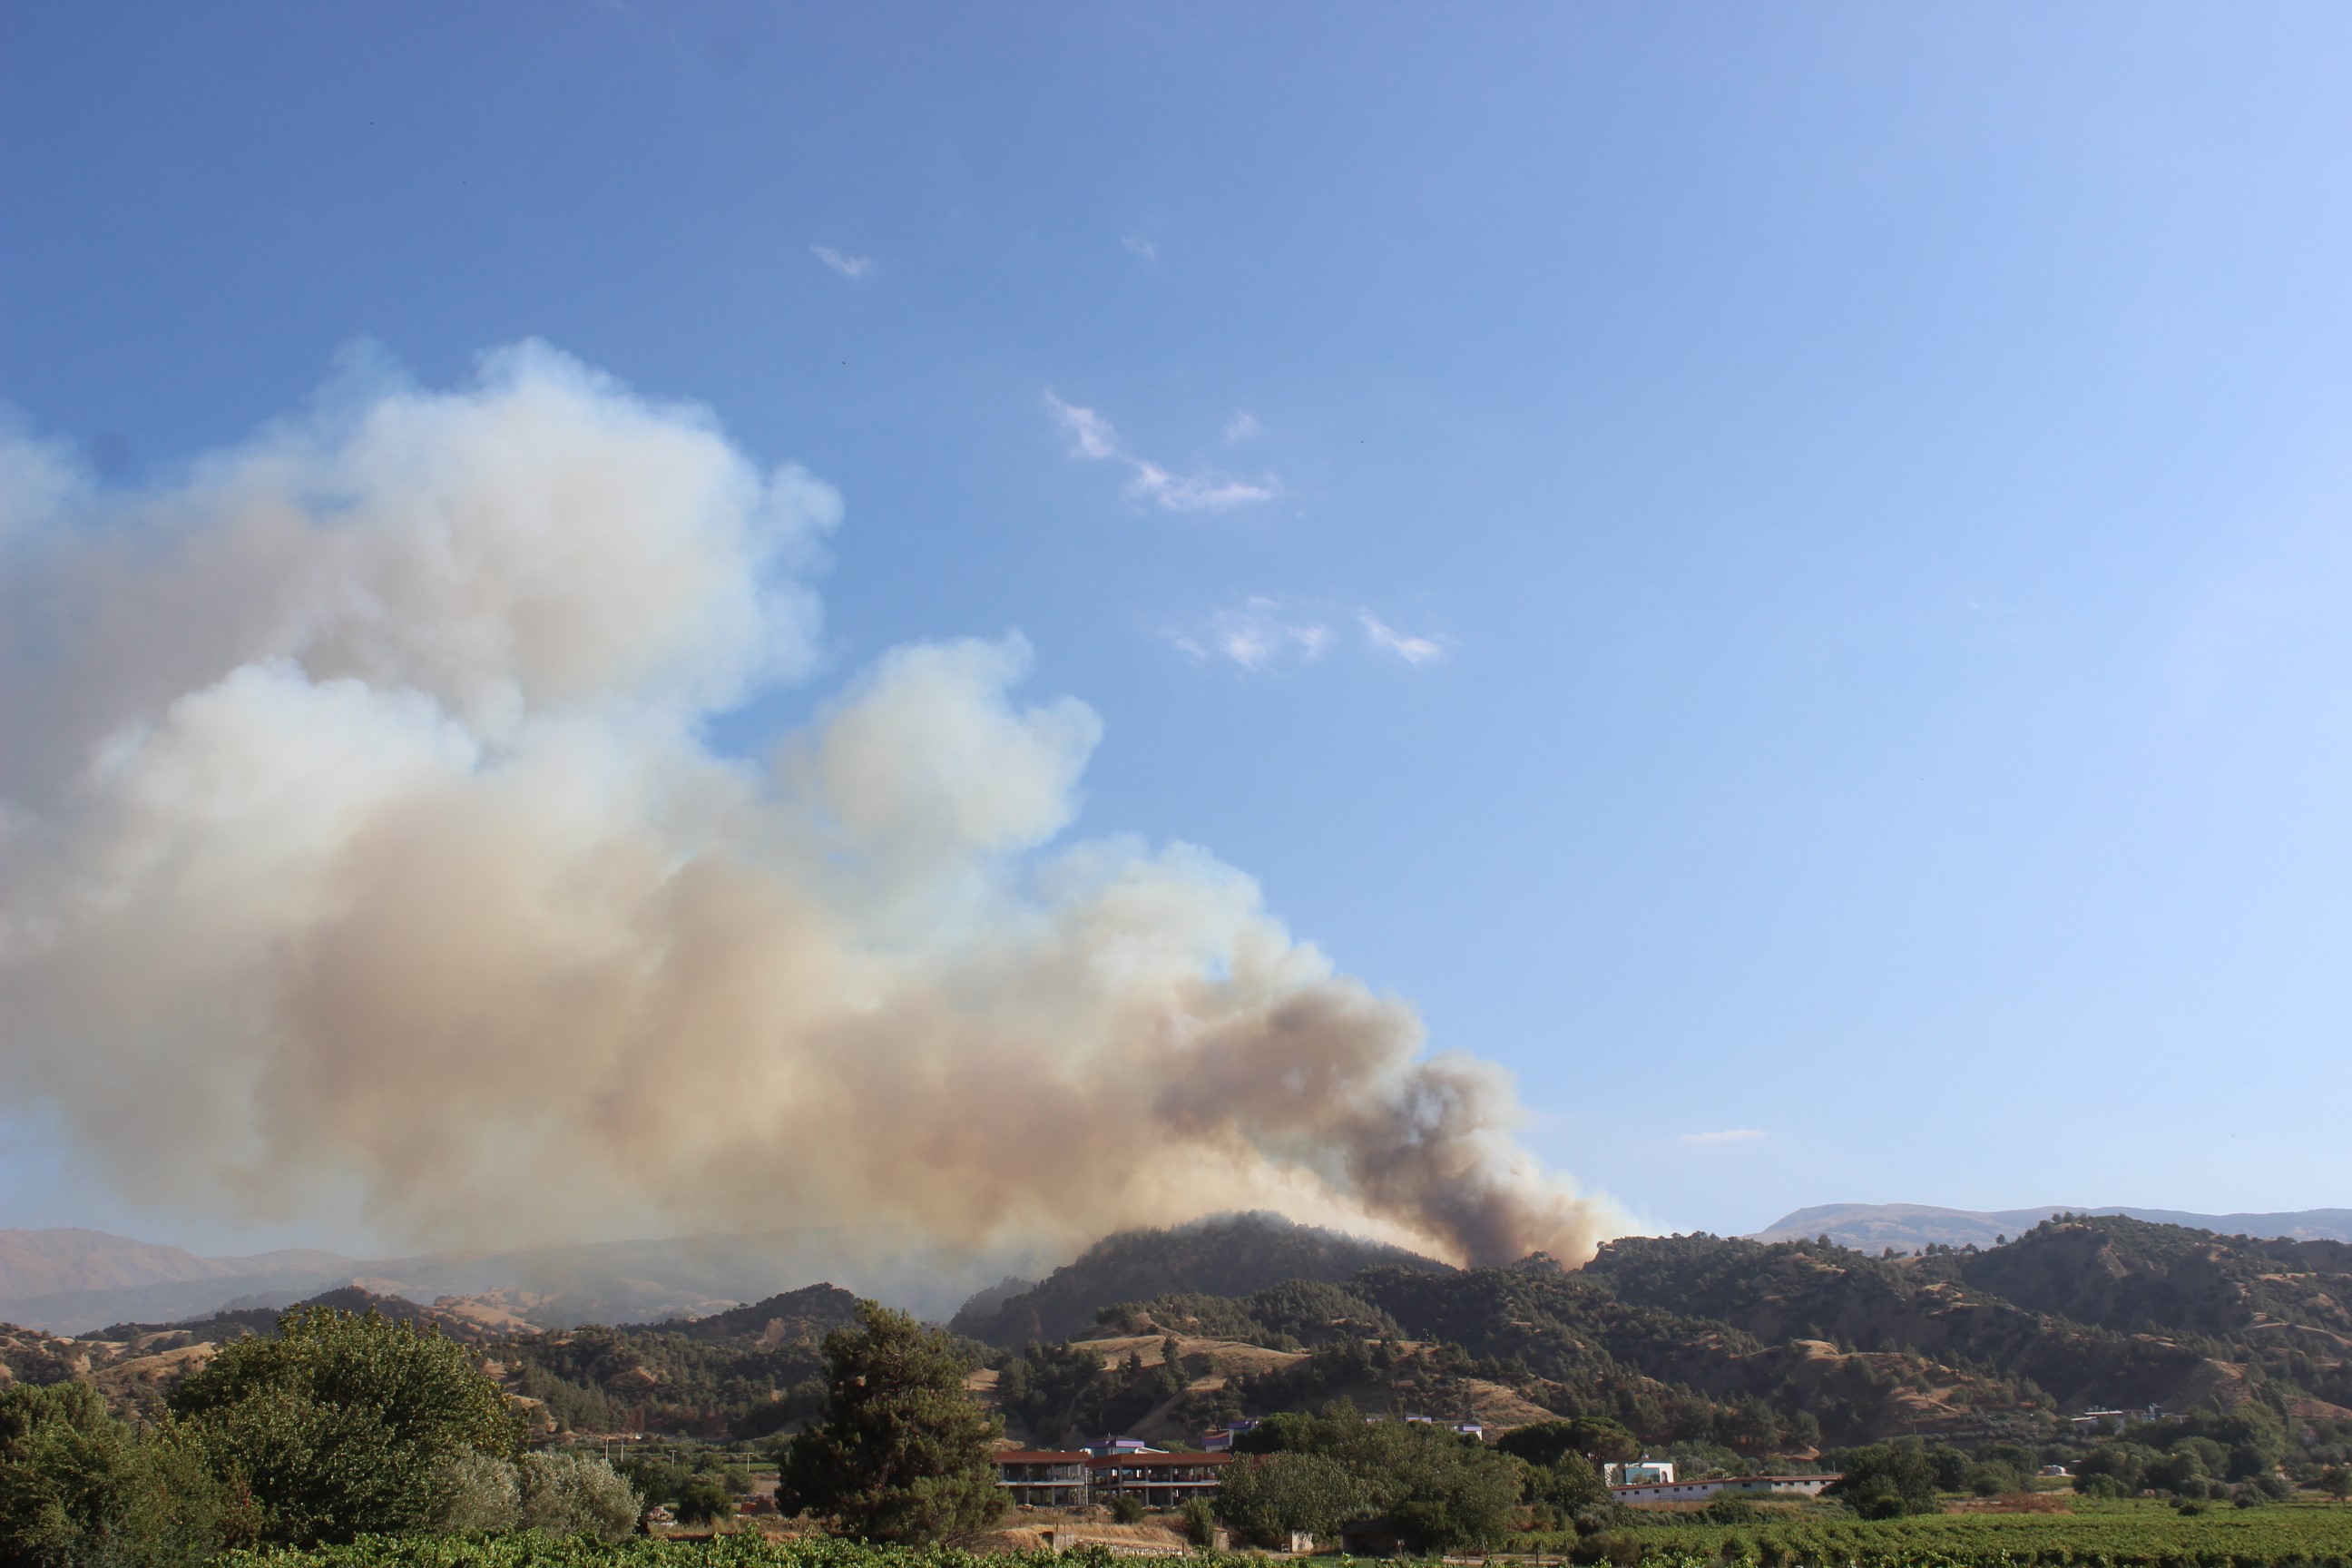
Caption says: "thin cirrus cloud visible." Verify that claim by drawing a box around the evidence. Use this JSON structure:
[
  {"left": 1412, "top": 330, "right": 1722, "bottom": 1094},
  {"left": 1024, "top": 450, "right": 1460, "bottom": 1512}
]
[
  {"left": 1679, "top": 1129, "right": 1768, "bottom": 1145},
  {"left": 1044, "top": 391, "right": 1278, "bottom": 514},
  {"left": 1168, "top": 597, "right": 1448, "bottom": 673},
  {"left": 809, "top": 244, "right": 872, "bottom": 279},
  {"left": 1122, "top": 234, "right": 1158, "bottom": 262},
  {"left": 1166, "top": 597, "right": 1333, "bottom": 672},
  {"left": 1359, "top": 612, "right": 1445, "bottom": 666},
  {"left": 1224, "top": 411, "right": 1262, "bottom": 444}
]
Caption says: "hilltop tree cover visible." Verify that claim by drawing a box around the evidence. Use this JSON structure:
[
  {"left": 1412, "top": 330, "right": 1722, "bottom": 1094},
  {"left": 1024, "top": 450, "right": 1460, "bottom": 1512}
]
[
  {"left": 505, "top": 1325, "right": 832, "bottom": 1440},
  {"left": 1093, "top": 1280, "right": 1407, "bottom": 1352},
  {"left": 950, "top": 1213, "right": 1441, "bottom": 1347},
  {"left": 961, "top": 1212, "right": 2352, "bottom": 1470},
  {"left": 778, "top": 1302, "right": 1004, "bottom": 1544},
  {"left": 168, "top": 1306, "right": 520, "bottom": 1546},
  {"left": 495, "top": 1284, "right": 863, "bottom": 1442}
]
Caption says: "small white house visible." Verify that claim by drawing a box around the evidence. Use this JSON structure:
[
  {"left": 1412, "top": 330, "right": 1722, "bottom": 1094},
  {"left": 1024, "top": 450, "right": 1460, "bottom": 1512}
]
[{"left": 1607, "top": 1461, "right": 1676, "bottom": 1485}]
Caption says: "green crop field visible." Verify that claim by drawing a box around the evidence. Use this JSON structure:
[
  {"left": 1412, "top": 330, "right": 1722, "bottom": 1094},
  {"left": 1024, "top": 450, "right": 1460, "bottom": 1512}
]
[
  {"left": 1582, "top": 1500, "right": 2352, "bottom": 1568},
  {"left": 219, "top": 1504, "right": 2352, "bottom": 1568}
]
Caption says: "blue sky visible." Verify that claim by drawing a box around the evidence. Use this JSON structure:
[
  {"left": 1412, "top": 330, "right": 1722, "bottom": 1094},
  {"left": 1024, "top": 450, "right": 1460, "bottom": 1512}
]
[{"left": 5, "top": 2, "right": 2351, "bottom": 1254}]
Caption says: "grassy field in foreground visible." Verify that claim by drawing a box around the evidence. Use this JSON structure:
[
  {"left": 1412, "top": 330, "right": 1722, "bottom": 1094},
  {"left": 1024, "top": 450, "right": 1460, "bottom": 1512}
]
[{"left": 219, "top": 1503, "right": 2352, "bottom": 1568}]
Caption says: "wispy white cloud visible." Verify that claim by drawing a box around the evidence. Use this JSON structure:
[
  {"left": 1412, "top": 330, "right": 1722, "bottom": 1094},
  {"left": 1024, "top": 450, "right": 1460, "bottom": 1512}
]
[
  {"left": 1166, "top": 598, "right": 1331, "bottom": 672},
  {"left": 1224, "top": 411, "right": 1261, "bottom": 444},
  {"left": 1042, "top": 391, "right": 1278, "bottom": 514},
  {"left": 1122, "top": 234, "right": 1158, "bottom": 262},
  {"left": 1359, "top": 613, "right": 1446, "bottom": 666},
  {"left": 1044, "top": 391, "right": 1120, "bottom": 460},
  {"left": 809, "top": 244, "right": 872, "bottom": 279},
  {"left": 1127, "top": 463, "right": 1279, "bottom": 513},
  {"left": 1679, "top": 1129, "right": 1767, "bottom": 1145}
]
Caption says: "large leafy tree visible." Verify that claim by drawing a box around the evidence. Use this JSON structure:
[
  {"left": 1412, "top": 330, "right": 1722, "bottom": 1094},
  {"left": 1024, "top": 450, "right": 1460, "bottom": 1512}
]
[
  {"left": 168, "top": 1305, "right": 518, "bottom": 1544},
  {"left": 1826, "top": 1445, "right": 1941, "bottom": 1518},
  {"left": 778, "top": 1300, "right": 1004, "bottom": 1543},
  {"left": 1216, "top": 1451, "right": 1367, "bottom": 1544},
  {"left": 0, "top": 1381, "right": 226, "bottom": 1568},
  {"left": 1233, "top": 1400, "right": 1526, "bottom": 1553},
  {"left": 1495, "top": 1416, "right": 1630, "bottom": 1522}
]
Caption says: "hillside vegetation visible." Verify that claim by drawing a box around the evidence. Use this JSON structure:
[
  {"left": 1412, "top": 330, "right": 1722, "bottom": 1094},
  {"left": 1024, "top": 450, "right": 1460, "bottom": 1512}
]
[
  {"left": 7, "top": 1210, "right": 2351, "bottom": 1475},
  {"left": 961, "top": 1212, "right": 2352, "bottom": 1468},
  {"left": 946, "top": 1213, "right": 1441, "bottom": 1348}
]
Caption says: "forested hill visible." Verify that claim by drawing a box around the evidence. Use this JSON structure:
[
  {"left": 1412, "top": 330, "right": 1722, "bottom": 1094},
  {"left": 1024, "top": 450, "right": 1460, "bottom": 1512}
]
[
  {"left": 948, "top": 1211, "right": 1444, "bottom": 1347},
  {"left": 11, "top": 1210, "right": 2351, "bottom": 1461},
  {"left": 974, "top": 1212, "right": 2352, "bottom": 1459}
]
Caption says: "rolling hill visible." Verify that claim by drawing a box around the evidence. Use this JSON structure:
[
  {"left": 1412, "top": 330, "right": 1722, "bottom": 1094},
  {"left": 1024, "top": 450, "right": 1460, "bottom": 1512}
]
[{"left": 947, "top": 1211, "right": 1445, "bottom": 1347}]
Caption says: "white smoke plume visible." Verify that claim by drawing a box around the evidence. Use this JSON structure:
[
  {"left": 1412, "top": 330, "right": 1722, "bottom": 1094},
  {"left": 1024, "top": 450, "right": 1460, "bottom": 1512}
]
[{"left": 0, "top": 345, "right": 1621, "bottom": 1269}]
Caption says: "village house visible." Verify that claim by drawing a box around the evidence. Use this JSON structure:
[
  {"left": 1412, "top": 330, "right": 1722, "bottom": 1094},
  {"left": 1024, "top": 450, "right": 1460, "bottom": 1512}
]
[{"left": 1605, "top": 1461, "right": 1675, "bottom": 1485}]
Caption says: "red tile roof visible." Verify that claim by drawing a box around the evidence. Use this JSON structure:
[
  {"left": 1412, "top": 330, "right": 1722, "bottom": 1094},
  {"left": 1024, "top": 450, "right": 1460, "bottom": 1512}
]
[{"left": 1087, "top": 1452, "right": 1233, "bottom": 1468}]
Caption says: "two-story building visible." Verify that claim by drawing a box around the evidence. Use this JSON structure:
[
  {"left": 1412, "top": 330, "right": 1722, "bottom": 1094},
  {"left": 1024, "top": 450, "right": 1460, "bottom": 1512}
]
[
  {"left": 1087, "top": 1450, "right": 1232, "bottom": 1507},
  {"left": 995, "top": 1450, "right": 1093, "bottom": 1508},
  {"left": 995, "top": 1447, "right": 1233, "bottom": 1508}
]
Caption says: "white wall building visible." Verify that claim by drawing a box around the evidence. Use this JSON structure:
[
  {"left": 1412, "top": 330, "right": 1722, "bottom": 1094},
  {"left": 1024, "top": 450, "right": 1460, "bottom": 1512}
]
[{"left": 1611, "top": 1475, "right": 1838, "bottom": 1506}]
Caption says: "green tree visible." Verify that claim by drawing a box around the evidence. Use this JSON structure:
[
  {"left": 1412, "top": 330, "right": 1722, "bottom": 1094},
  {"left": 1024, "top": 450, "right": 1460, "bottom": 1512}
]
[
  {"left": 1109, "top": 1493, "right": 1148, "bottom": 1524},
  {"left": 1826, "top": 1446, "right": 1941, "bottom": 1518},
  {"left": 1344, "top": 1421, "right": 1524, "bottom": 1553},
  {"left": 167, "top": 1305, "right": 518, "bottom": 1545},
  {"left": 1215, "top": 1451, "right": 1367, "bottom": 1544},
  {"left": 429, "top": 1452, "right": 521, "bottom": 1533},
  {"left": 1496, "top": 1416, "right": 1642, "bottom": 1469},
  {"left": 1524, "top": 1452, "right": 1610, "bottom": 1523},
  {"left": 777, "top": 1300, "right": 1004, "bottom": 1543},
  {"left": 617, "top": 1449, "right": 692, "bottom": 1507},
  {"left": 0, "top": 1381, "right": 227, "bottom": 1568},
  {"left": 1229, "top": 1401, "right": 1523, "bottom": 1552},
  {"left": 673, "top": 1473, "right": 738, "bottom": 1527},
  {"left": 2320, "top": 1465, "right": 2351, "bottom": 1504},
  {"left": 517, "top": 1452, "right": 640, "bottom": 1540}
]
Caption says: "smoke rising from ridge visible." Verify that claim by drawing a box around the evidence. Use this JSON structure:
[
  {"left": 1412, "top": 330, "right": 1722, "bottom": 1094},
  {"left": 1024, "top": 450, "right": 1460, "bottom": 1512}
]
[{"left": 0, "top": 345, "right": 1621, "bottom": 1269}]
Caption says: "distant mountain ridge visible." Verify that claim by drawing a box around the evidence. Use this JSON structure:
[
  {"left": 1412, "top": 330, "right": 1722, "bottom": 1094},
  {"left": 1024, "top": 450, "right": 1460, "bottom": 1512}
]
[
  {"left": 1751, "top": 1203, "right": 2352, "bottom": 1251},
  {"left": 0, "top": 1227, "right": 352, "bottom": 1300},
  {"left": 0, "top": 1223, "right": 1032, "bottom": 1333}
]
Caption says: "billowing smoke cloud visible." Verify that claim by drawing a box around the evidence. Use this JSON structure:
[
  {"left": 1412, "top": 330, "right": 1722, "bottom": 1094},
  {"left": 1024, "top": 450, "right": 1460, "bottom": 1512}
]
[{"left": 0, "top": 345, "right": 1620, "bottom": 1269}]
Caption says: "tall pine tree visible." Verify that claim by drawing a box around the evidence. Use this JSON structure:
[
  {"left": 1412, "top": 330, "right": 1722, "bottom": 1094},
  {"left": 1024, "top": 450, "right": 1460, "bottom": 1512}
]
[{"left": 779, "top": 1300, "right": 1004, "bottom": 1542}]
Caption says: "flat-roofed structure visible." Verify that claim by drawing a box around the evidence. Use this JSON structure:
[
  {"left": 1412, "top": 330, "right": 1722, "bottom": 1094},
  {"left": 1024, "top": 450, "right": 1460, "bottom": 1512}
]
[
  {"left": 1612, "top": 1474, "right": 1838, "bottom": 1506},
  {"left": 996, "top": 1450, "right": 1093, "bottom": 1507},
  {"left": 1087, "top": 1450, "right": 1232, "bottom": 1506}
]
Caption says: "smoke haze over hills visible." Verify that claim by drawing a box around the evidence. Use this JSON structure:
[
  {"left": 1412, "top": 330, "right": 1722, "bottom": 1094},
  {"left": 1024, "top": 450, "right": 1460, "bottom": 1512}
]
[{"left": 0, "top": 346, "right": 1618, "bottom": 1278}]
